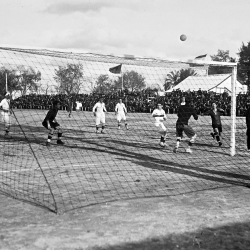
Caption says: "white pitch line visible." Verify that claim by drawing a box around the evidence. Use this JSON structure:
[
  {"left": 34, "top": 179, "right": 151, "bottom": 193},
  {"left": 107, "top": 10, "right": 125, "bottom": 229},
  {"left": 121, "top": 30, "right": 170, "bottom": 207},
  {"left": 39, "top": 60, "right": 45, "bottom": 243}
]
[{"left": 1, "top": 168, "right": 38, "bottom": 173}]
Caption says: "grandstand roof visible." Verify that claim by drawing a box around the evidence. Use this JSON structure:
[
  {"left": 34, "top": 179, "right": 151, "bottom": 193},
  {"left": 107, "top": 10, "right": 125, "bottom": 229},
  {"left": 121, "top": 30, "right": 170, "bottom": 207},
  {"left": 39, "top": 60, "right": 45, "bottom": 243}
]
[{"left": 172, "top": 74, "right": 247, "bottom": 94}]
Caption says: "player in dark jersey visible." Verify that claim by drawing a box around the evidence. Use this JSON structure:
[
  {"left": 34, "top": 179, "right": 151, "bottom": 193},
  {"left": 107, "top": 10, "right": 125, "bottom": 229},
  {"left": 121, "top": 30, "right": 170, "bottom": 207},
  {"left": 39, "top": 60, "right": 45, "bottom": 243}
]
[
  {"left": 205, "top": 103, "right": 224, "bottom": 147},
  {"left": 42, "top": 100, "right": 64, "bottom": 146},
  {"left": 174, "top": 99, "right": 198, "bottom": 154},
  {"left": 246, "top": 102, "right": 250, "bottom": 151}
]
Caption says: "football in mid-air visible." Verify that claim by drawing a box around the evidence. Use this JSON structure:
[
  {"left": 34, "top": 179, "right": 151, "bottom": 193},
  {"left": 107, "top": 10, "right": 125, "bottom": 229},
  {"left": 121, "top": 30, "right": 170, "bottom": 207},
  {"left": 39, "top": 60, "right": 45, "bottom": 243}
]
[{"left": 180, "top": 34, "right": 187, "bottom": 41}]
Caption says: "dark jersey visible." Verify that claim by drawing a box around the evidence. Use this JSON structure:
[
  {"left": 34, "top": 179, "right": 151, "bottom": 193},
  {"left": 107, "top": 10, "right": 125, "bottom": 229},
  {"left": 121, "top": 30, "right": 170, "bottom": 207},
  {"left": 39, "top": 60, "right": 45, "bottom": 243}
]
[
  {"left": 246, "top": 107, "right": 250, "bottom": 128},
  {"left": 176, "top": 105, "right": 198, "bottom": 125},
  {"left": 44, "top": 107, "right": 58, "bottom": 122},
  {"left": 206, "top": 109, "right": 224, "bottom": 126}
]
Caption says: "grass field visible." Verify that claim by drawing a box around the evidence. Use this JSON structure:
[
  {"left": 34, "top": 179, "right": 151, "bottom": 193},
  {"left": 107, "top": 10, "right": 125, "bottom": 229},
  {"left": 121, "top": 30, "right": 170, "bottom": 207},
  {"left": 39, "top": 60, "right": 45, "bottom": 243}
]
[
  {"left": 1, "top": 109, "right": 250, "bottom": 249},
  {"left": 0, "top": 110, "right": 250, "bottom": 213}
]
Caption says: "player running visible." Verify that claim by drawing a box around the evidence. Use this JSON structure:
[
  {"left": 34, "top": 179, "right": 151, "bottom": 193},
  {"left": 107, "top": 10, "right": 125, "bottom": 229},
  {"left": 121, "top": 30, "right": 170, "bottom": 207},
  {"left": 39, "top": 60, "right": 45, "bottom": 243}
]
[
  {"left": 0, "top": 91, "right": 12, "bottom": 138},
  {"left": 93, "top": 97, "right": 107, "bottom": 134},
  {"left": 152, "top": 103, "right": 168, "bottom": 147},
  {"left": 42, "top": 100, "right": 64, "bottom": 146},
  {"left": 205, "top": 103, "right": 224, "bottom": 147},
  {"left": 115, "top": 99, "right": 128, "bottom": 130},
  {"left": 174, "top": 98, "right": 198, "bottom": 154}
]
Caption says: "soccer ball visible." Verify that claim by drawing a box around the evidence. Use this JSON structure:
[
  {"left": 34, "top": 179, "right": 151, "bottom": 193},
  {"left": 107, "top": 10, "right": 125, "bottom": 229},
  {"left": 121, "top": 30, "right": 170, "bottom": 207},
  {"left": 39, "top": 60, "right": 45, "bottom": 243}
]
[
  {"left": 159, "top": 142, "right": 166, "bottom": 147},
  {"left": 180, "top": 34, "right": 187, "bottom": 41}
]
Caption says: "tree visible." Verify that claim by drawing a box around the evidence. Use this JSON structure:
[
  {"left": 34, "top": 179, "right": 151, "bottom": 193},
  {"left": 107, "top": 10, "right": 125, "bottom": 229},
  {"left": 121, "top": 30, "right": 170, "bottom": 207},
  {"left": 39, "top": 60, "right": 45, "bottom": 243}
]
[
  {"left": 15, "top": 66, "right": 41, "bottom": 96},
  {"left": 211, "top": 49, "right": 235, "bottom": 62},
  {"left": 0, "top": 66, "right": 41, "bottom": 96},
  {"left": 54, "top": 63, "right": 84, "bottom": 95},
  {"left": 0, "top": 67, "right": 20, "bottom": 96},
  {"left": 237, "top": 42, "right": 250, "bottom": 90},
  {"left": 93, "top": 74, "right": 114, "bottom": 94},
  {"left": 164, "top": 68, "right": 197, "bottom": 90},
  {"left": 37, "top": 81, "right": 52, "bottom": 95},
  {"left": 114, "top": 70, "right": 146, "bottom": 91},
  {"left": 209, "top": 49, "right": 236, "bottom": 75}
]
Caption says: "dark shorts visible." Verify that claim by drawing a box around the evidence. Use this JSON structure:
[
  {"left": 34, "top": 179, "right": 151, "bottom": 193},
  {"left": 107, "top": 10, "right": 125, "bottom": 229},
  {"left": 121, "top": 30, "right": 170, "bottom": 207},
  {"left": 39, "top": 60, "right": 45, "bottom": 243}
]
[
  {"left": 42, "top": 120, "right": 60, "bottom": 130},
  {"left": 212, "top": 124, "right": 222, "bottom": 133},
  {"left": 176, "top": 124, "right": 196, "bottom": 138}
]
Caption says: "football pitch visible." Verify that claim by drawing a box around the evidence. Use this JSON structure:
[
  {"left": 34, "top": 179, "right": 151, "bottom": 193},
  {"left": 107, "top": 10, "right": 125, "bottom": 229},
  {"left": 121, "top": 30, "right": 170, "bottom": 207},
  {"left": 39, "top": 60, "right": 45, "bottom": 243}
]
[{"left": 0, "top": 110, "right": 250, "bottom": 213}]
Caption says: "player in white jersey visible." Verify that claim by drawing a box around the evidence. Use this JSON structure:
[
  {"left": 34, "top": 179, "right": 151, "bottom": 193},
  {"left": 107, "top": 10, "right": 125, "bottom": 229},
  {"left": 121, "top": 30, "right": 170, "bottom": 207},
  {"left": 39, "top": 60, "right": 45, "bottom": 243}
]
[
  {"left": 0, "top": 92, "right": 12, "bottom": 137},
  {"left": 115, "top": 99, "right": 128, "bottom": 130},
  {"left": 93, "top": 97, "right": 107, "bottom": 133},
  {"left": 152, "top": 103, "right": 168, "bottom": 147}
]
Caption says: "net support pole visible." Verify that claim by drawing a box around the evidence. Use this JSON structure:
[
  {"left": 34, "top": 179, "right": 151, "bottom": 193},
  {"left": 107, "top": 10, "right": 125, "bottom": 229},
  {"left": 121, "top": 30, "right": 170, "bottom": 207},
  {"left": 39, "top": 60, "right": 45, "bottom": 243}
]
[{"left": 230, "top": 66, "right": 237, "bottom": 156}]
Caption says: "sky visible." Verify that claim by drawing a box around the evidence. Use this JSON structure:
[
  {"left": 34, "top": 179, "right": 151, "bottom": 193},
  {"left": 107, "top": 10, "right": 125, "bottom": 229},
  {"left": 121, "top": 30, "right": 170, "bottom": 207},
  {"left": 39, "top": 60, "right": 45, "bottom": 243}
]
[{"left": 0, "top": 0, "right": 250, "bottom": 60}]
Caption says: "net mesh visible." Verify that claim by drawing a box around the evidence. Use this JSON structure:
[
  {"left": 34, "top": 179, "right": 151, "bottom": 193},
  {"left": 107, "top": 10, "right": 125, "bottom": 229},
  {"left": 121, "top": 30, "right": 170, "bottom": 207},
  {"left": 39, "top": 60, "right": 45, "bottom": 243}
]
[{"left": 0, "top": 47, "right": 249, "bottom": 213}]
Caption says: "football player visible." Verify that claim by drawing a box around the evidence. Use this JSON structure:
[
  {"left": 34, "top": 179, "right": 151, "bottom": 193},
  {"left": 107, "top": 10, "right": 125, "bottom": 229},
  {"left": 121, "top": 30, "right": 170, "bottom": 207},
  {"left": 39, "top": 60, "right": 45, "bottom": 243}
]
[
  {"left": 93, "top": 97, "right": 107, "bottom": 133},
  {"left": 115, "top": 99, "right": 128, "bottom": 130},
  {"left": 152, "top": 103, "right": 168, "bottom": 147},
  {"left": 42, "top": 100, "right": 64, "bottom": 146},
  {"left": 0, "top": 91, "right": 12, "bottom": 137}
]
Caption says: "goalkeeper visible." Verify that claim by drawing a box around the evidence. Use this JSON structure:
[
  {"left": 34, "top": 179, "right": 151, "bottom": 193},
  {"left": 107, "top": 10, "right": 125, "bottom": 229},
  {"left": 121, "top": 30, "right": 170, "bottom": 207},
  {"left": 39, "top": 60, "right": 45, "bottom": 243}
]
[
  {"left": 42, "top": 100, "right": 64, "bottom": 146},
  {"left": 174, "top": 98, "right": 198, "bottom": 154}
]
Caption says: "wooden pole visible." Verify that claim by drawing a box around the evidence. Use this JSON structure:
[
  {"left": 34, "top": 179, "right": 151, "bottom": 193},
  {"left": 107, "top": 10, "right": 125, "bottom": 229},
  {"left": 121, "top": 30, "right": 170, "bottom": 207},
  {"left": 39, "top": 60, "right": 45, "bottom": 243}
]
[{"left": 6, "top": 73, "right": 8, "bottom": 92}]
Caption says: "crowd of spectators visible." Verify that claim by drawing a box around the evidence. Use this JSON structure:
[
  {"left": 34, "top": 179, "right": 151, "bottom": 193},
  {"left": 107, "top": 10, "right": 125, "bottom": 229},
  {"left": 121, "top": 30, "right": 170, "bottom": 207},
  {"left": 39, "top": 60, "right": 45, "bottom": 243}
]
[{"left": 11, "top": 88, "right": 250, "bottom": 116}]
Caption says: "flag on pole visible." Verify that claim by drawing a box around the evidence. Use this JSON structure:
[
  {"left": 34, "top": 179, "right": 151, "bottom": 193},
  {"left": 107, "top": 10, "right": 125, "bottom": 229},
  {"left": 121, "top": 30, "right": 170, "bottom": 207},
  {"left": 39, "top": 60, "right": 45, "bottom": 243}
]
[
  {"left": 109, "top": 64, "right": 122, "bottom": 74},
  {"left": 195, "top": 54, "right": 207, "bottom": 60}
]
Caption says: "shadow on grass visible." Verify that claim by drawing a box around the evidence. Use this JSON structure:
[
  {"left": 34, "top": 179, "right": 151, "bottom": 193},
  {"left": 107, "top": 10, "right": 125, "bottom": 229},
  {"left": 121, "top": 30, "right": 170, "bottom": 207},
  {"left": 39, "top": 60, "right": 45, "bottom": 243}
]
[{"left": 91, "top": 221, "right": 250, "bottom": 250}]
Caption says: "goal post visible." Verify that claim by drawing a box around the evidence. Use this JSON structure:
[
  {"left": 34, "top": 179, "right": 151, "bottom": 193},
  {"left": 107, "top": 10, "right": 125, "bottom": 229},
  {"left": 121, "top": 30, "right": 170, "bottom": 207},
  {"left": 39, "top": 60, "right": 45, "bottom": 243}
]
[{"left": 230, "top": 65, "right": 237, "bottom": 156}]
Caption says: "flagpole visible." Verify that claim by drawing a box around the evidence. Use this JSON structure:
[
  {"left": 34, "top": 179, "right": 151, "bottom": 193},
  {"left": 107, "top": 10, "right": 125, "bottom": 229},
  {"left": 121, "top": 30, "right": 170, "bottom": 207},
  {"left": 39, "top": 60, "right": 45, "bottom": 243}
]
[
  {"left": 121, "top": 66, "right": 123, "bottom": 91},
  {"left": 6, "top": 73, "right": 8, "bottom": 92}
]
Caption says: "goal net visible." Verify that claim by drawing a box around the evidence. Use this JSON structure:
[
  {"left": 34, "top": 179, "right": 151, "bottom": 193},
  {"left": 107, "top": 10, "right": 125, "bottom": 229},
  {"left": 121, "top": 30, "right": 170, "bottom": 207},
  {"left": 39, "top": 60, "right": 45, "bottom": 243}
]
[{"left": 0, "top": 47, "right": 249, "bottom": 213}]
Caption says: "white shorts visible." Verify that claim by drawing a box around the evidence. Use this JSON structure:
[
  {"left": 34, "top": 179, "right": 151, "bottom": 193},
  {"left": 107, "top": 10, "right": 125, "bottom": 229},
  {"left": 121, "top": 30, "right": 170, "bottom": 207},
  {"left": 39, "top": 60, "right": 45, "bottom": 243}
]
[
  {"left": 95, "top": 113, "right": 105, "bottom": 125},
  {"left": 1, "top": 112, "right": 11, "bottom": 126},
  {"left": 155, "top": 121, "right": 166, "bottom": 131},
  {"left": 117, "top": 113, "right": 126, "bottom": 122}
]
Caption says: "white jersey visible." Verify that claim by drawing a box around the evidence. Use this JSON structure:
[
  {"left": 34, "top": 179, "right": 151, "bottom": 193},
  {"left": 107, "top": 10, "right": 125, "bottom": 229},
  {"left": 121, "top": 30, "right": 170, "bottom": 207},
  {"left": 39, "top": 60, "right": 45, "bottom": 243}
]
[
  {"left": 76, "top": 101, "right": 82, "bottom": 110},
  {"left": 152, "top": 109, "right": 166, "bottom": 122},
  {"left": 152, "top": 108, "right": 167, "bottom": 131},
  {"left": 0, "top": 98, "right": 10, "bottom": 111},
  {"left": 93, "top": 102, "right": 107, "bottom": 114},
  {"left": 0, "top": 98, "right": 11, "bottom": 126},
  {"left": 115, "top": 103, "right": 127, "bottom": 113}
]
